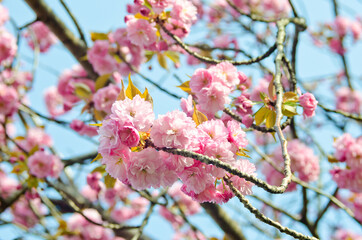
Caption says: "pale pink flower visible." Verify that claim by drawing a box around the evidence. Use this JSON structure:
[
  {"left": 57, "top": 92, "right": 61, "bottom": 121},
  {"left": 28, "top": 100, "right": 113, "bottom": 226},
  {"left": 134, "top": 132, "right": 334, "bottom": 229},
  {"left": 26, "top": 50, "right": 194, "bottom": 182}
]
[
  {"left": 0, "top": 69, "right": 33, "bottom": 89},
  {"left": 171, "top": 0, "right": 198, "bottom": 26},
  {"left": 93, "top": 84, "right": 120, "bottom": 114},
  {"left": 70, "top": 119, "right": 98, "bottom": 137},
  {"left": 0, "top": 171, "right": 19, "bottom": 198},
  {"left": 197, "top": 82, "right": 231, "bottom": 117},
  {"left": 189, "top": 68, "right": 213, "bottom": 94},
  {"left": 81, "top": 185, "right": 98, "bottom": 202},
  {"left": 111, "top": 95, "right": 154, "bottom": 132},
  {"left": 27, "top": 151, "right": 62, "bottom": 179},
  {"left": 111, "top": 207, "right": 138, "bottom": 222},
  {"left": 98, "top": 118, "right": 124, "bottom": 157},
  {"left": 0, "top": 29, "right": 17, "bottom": 65},
  {"left": 227, "top": 120, "right": 248, "bottom": 149},
  {"left": 234, "top": 94, "right": 253, "bottom": 116},
  {"left": 250, "top": 77, "right": 270, "bottom": 101},
  {"left": 198, "top": 119, "right": 228, "bottom": 142},
  {"left": 66, "top": 209, "right": 113, "bottom": 240},
  {"left": 272, "top": 140, "right": 320, "bottom": 182},
  {"left": 126, "top": 18, "right": 157, "bottom": 48},
  {"left": 88, "top": 40, "right": 118, "bottom": 75},
  {"left": 336, "top": 87, "right": 361, "bottom": 114},
  {"left": 330, "top": 167, "right": 362, "bottom": 193},
  {"left": 168, "top": 182, "right": 200, "bottom": 215},
  {"left": 43, "top": 86, "right": 66, "bottom": 117},
  {"left": 0, "top": 5, "right": 9, "bottom": 26},
  {"left": 151, "top": 110, "right": 196, "bottom": 149},
  {"left": 179, "top": 164, "right": 214, "bottom": 194},
  {"left": 242, "top": 114, "right": 254, "bottom": 128},
  {"left": 21, "top": 127, "right": 53, "bottom": 151},
  {"left": 333, "top": 16, "right": 351, "bottom": 38},
  {"left": 262, "top": 162, "right": 297, "bottom": 192},
  {"left": 101, "top": 148, "right": 130, "bottom": 184},
  {"left": 180, "top": 95, "right": 194, "bottom": 117},
  {"left": 209, "top": 62, "right": 239, "bottom": 89},
  {"left": 159, "top": 206, "right": 184, "bottom": 229},
  {"left": 127, "top": 148, "right": 168, "bottom": 190},
  {"left": 12, "top": 197, "right": 46, "bottom": 228},
  {"left": 228, "top": 160, "right": 256, "bottom": 195},
  {"left": 332, "top": 229, "right": 362, "bottom": 240},
  {"left": 299, "top": 92, "right": 318, "bottom": 118},
  {"left": 350, "top": 20, "right": 362, "bottom": 41},
  {"left": 24, "top": 21, "right": 57, "bottom": 52},
  {"left": 149, "top": 0, "right": 172, "bottom": 14},
  {"left": 0, "top": 83, "right": 18, "bottom": 116}
]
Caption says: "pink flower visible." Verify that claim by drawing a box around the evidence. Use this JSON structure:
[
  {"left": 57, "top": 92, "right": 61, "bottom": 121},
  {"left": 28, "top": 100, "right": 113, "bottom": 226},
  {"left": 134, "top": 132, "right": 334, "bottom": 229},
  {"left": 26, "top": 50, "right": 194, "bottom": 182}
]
[
  {"left": 151, "top": 110, "right": 196, "bottom": 149},
  {"left": 329, "top": 38, "right": 345, "bottom": 55},
  {"left": 127, "top": 148, "right": 176, "bottom": 190},
  {"left": 190, "top": 68, "right": 213, "bottom": 94},
  {"left": 299, "top": 92, "right": 318, "bottom": 118},
  {"left": 20, "top": 127, "right": 53, "bottom": 151},
  {"left": 0, "top": 5, "right": 9, "bottom": 26},
  {"left": 93, "top": 84, "right": 120, "bottom": 114},
  {"left": 88, "top": 40, "right": 118, "bottom": 75},
  {"left": 198, "top": 119, "right": 228, "bottom": 142},
  {"left": 0, "top": 170, "right": 19, "bottom": 198},
  {"left": 330, "top": 167, "right": 362, "bottom": 193},
  {"left": 98, "top": 118, "right": 124, "bottom": 157},
  {"left": 12, "top": 197, "right": 46, "bottom": 228},
  {"left": 0, "top": 83, "right": 18, "bottom": 116},
  {"left": 228, "top": 160, "right": 256, "bottom": 195},
  {"left": 197, "top": 81, "right": 231, "bottom": 117},
  {"left": 209, "top": 62, "right": 239, "bottom": 89},
  {"left": 101, "top": 148, "right": 130, "bottom": 184},
  {"left": 111, "top": 95, "right": 154, "bottom": 132},
  {"left": 272, "top": 139, "right": 320, "bottom": 182},
  {"left": 336, "top": 87, "right": 361, "bottom": 114},
  {"left": 262, "top": 162, "right": 297, "bottom": 192},
  {"left": 159, "top": 206, "right": 184, "bottom": 229},
  {"left": 118, "top": 124, "right": 140, "bottom": 147},
  {"left": 227, "top": 120, "right": 248, "bottom": 149},
  {"left": 27, "top": 151, "right": 63, "bottom": 179},
  {"left": 87, "top": 172, "right": 103, "bottom": 192},
  {"left": 0, "top": 29, "right": 17, "bottom": 65},
  {"left": 24, "top": 21, "right": 57, "bottom": 52},
  {"left": 70, "top": 119, "right": 99, "bottom": 137},
  {"left": 180, "top": 95, "right": 194, "bottom": 117},
  {"left": 66, "top": 209, "right": 114, "bottom": 240},
  {"left": 126, "top": 18, "right": 157, "bottom": 48},
  {"left": 171, "top": 0, "right": 198, "bottom": 26},
  {"left": 234, "top": 94, "right": 253, "bottom": 117},
  {"left": 81, "top": 185, "right": 98, "bottom": 202},
  {"left": 333, "top": 16, "right": 351, "bottom": 38},
  {"left": 179, "top": 164, "right": 214, "bottom": 194},
  {"left": 43, "top": 86, "right": 66, "bottom": 117}
]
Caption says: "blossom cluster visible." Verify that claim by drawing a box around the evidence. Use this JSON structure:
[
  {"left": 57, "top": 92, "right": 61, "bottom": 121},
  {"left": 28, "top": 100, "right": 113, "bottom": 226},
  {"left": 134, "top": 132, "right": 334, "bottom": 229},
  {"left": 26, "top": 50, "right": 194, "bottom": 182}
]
[
  {"left": 330, "top": 133, "right": 362, "bottom": 193},
  {"left": 23, "top": 21, "right": 58, "bottom": 53},
  {"left": 263, "top": 139, "right": 320, "bottom": 191}
]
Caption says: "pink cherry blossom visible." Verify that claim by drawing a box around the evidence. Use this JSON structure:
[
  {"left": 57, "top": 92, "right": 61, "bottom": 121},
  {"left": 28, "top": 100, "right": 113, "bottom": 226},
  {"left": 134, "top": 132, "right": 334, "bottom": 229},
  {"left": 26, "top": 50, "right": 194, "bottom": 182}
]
[
  {"left": 111, "top": 95, "right": 154, "bottom": 132},
  {"left": 20, "top": 127, "right": 53, "bottom": 151},
  {"left": 151, "top": 110, "right": 196, "bottom": 149},
  {"left": 330, "top": 167, "right": 362, "bottom": 193},
  {"left": 0, "top": 170, "right": 19, "bottom": 198},
  {"left": 24, "top": 21, "right": 57, "bottom": 52},
  {"left": 234, "top": 94, "right": 253, "bottom": 117},
  {"left": 171, "top": 0, "right": 198, "bottom": 26},
  {"left": 101, "top": 148, "right": 130, "bottom": 184},
  {"left": 0, "top": 29, "right": 17, "bottom": 65},
  {"left": 336, "top": 87, "right": 361, "bottom": 114},
  {"left": 179, "top": 164, "right": 214, "bottom": 194},
  {"left": 70, "top": 119, "right": 98, "bottom": 137},
  {"left": 227, "top": 120, "right": 248, "bottom": 149},
  {"left": 180, "top": 95, "right": 194, "bottom": 117},
  {"left": 12, "top": 197, "right": 46, "bottom": 228},
  {"left": 332, "top": 229, "right": 362, "bottom": 240},
  {"left": 126, "top": 18, "right": 157, "bottom": 48},
  {"left": 44, "top": 86, "right": 66, "bottom": 117},
  {"left": 118, "top": 124, "right": 140, "bottom": 147},
  {"left": 299, "top": 92, "right": 318, "bottom": 118},
  {"left": 0, "top": 83, "right": 19, "bottom": 116},
  {"left": 88, "top": 40, "right": 118, "bottom": 75},
  {"left": 87, "top": 172, "right": 103, "bottom": 192},
  {"left": 27, "top": 150, "right": 63, "bottom": 179},
  {"left": 209, "top": 61, "right": 239, "bottom": 89},
  {"left": 93, "top": 84, "right": 120, "bottom": 114},
  {"left": 189, "top": 68, "right": 213, "bottom": 94},
  {"left": 228, "top": 160, "right": 256, "bottom": 195},
  {"left": 98, "top": 118, "right": 124, "bottom": 157},
  {"left": 0, "top": 5, "right": 9, "bottom": 26}
]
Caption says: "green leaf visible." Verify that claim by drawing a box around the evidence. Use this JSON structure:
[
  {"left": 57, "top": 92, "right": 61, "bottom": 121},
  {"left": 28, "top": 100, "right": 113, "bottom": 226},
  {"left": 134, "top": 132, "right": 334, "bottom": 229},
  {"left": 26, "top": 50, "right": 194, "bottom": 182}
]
[
  {"left": 104, "top": 174, "right": 116, "bottom": 189},
  {"left": 254, "top": 107, "right": 269, "bottom": 126},
  {"left": 126, "top": 74, "right": 142, "bottom": 100},
  {"left": 265, "top": 110, "right": 276, "bottom": 128},
  {"left": 177, "top": 81, "right": 191, "bottom": 94},
  {"left": 74, "top": 83, "right": 92, "bottom": 100},
  {"left": 145, "top": 51, "right": 155, "bottom": 62},
  {"left": 164, "top": 51, "right": 180, "bottom": 64},
  {"left": 259, "top": 92, "right": 267, "bottom": 101},
  {"left": 157, "top": 53, "right": 168, "bottom": 70},
  {"left": 141, "top": 87, "right": 153, "bottom": 106},
  {"left": 282, "top": 104, "right": 298, "bottom": 117},
  {"left": 283, "top": 92, "right": 299, "bottom": 102},
  {"left": 192, "top": 101, "right": 208, "bottom": 126},
  {"left": 91, "top": 165, "right": 106, "bottom": 173},
  {"left": 95, "top": 74, "right": 111, "bottom": 91},
  {"left": 27, "top": 176, "right": 39, "bottom": 188},
  {"left": 90, "top": 32, "right": 108, "bottom": 41}
]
